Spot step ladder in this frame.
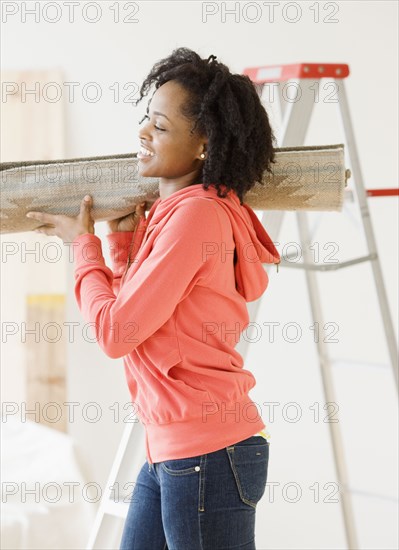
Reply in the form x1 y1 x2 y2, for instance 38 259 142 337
240 62 399 550
86 62 399 550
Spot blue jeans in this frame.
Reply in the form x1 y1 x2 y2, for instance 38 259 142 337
119 435 270 550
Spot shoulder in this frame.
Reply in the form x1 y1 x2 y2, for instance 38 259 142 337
151 197 223 246
169 197 223 229
179 196 232 235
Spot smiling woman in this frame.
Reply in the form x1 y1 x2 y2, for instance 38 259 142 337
69 46 280 550
100 47 278 550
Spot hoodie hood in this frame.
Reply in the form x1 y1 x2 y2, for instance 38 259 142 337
144 183 281 302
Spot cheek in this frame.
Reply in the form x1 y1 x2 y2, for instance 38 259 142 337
178 142 200 163
165 148 194 167
158 136 200 167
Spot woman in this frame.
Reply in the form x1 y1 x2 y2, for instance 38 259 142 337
26 47 281 550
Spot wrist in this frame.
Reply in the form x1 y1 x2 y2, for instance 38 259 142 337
75 230 95 238
107 229 134 234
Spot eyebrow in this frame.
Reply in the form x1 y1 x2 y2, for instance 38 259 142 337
152 110 171 122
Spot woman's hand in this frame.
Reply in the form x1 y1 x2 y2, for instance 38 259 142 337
107 202 146 233
26 195 95 244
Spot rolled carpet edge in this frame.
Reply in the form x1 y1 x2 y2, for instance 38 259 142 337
1 143 348 234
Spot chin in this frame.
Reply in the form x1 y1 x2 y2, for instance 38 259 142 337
137 165 152 178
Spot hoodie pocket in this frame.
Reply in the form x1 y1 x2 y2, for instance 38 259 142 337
141 336 210 399
162 343 210 398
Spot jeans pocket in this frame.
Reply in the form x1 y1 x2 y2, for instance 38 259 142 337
226 438 269 508
160 454 204 476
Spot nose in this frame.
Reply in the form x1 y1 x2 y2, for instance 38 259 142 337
138 119 152 141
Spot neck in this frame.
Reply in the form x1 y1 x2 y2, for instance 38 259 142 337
158 171 203 201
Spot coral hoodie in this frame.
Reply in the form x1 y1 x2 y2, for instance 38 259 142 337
72 183 280 464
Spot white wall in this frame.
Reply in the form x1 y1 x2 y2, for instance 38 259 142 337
0 69 66 409
2 1 398 549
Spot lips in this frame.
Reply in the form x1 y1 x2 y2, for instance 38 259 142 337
137 145 155 159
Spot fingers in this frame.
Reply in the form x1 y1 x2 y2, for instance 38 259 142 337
27 195 92 222
26 196 94 241
80 195 92 215
26 211 54 223
26 212 57 236
34 225 55 236
80 195 95 236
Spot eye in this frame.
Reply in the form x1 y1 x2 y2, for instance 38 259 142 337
139 114 165 131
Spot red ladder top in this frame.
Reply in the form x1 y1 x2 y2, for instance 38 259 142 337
243 63 350 83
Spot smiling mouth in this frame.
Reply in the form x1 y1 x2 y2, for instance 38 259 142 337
137 146 155 159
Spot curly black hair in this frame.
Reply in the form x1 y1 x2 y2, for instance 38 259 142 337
134 47 276 205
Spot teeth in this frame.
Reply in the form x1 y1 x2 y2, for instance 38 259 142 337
140 147 154 157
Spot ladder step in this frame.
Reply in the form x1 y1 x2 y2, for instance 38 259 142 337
280 253 378 271
243 62 350 83
331 358 390 370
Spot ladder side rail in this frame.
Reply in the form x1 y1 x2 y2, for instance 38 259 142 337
86 421 136 549
262 75 359 549
296 209 359 549
336 81 399 392
238 79 317 359
279 78 318 146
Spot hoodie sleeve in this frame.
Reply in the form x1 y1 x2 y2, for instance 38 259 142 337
72 199 220 359
105 216 147 295
105 230 134 295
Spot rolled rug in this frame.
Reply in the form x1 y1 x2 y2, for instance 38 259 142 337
1 143 349 234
